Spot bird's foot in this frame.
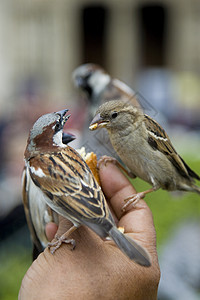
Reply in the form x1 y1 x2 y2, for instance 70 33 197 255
98 155 117 168
122 192 145 212
122 187 157 211
48 234 76 254
98 155 135 178
48 225 78 254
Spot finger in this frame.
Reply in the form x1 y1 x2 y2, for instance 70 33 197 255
99 162 157 251
99 162 136 219
56 216 74 236
45 222 58 241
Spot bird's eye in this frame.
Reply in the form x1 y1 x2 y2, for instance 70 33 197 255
55 122 60 132
85 71 92 79
111 112 118 119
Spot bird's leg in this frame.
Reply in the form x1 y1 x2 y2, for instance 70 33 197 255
48 225 78 254
98 155 136 178
122 187 157 212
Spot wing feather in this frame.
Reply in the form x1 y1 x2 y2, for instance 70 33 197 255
22 167 44 256
28 148 110 222
144 115 196 180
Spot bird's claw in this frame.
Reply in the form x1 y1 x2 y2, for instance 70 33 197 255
98 155 117 168
48 237 76 254
122 192 145 212
98 156 135 178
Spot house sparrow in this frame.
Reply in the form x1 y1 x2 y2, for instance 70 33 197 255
73 63 142 158
89 100 200 210
23 108 151 266
72 63 140 116
22 132 75 260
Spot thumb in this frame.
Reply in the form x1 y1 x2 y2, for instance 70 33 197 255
99 162 157 256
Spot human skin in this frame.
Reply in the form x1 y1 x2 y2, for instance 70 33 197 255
19 163 160 300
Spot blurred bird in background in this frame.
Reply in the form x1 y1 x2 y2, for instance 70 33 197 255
72 63 141 117
72 63 143 158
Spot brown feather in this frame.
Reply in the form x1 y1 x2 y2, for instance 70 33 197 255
28 147 110 221
144 115 194 180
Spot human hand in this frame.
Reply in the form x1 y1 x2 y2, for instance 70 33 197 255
19 163 160 300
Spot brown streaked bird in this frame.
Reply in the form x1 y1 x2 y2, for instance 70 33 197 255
22 131 75 260
23 109 151 266
89 100 200 210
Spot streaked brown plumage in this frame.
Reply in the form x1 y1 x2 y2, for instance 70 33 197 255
89 100 200 209
22 132 75 260
23 109 151 266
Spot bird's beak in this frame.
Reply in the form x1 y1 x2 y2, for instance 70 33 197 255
56 109 71 125
89 113 109 131
56 109 69 118
62 132 76 145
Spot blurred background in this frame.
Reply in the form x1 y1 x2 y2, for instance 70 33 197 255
0 1 200 299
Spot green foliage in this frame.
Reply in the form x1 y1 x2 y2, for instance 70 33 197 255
131 158 200 247
0 248 31 300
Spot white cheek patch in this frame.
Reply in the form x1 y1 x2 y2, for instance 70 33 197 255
30 166 46 177
53 131 66 148
89 73 110 95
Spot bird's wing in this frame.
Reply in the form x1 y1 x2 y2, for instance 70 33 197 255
144 115 199 180
111 79 135 99
104 79 140 107
28 146 111 222
22 167 44 258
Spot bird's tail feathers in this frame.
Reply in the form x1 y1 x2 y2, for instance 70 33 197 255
108 226 151 267
192 184 200 195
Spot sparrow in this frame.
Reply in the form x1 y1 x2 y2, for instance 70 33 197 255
23 108 151 266
89 100 200 210
22 131 75 260
72 63 142 158
72 63 140 117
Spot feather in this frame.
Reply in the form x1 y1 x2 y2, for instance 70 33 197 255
144 115 193 180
